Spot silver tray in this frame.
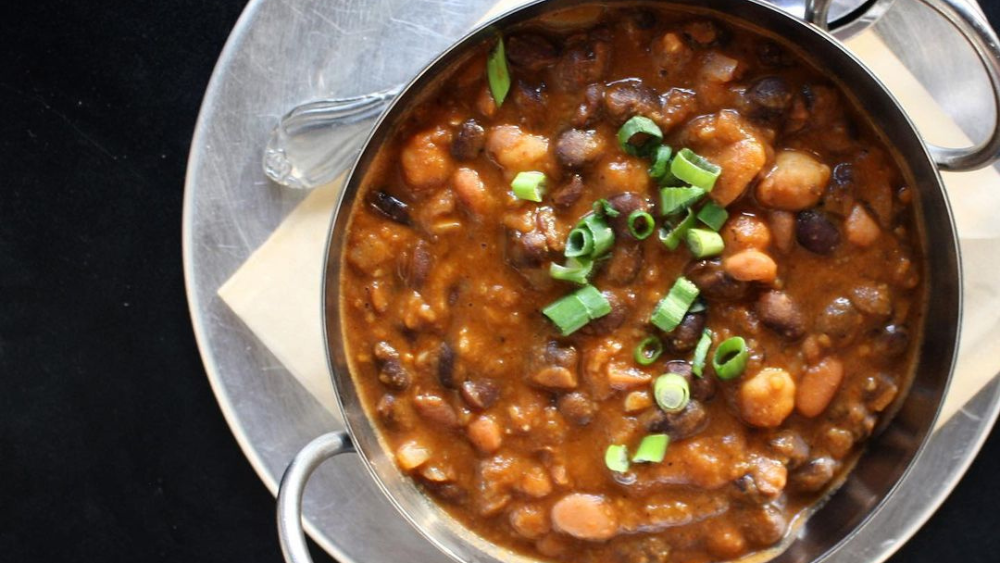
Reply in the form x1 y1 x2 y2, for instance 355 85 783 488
183 1 1000 562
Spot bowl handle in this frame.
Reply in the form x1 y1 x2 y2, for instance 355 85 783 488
277 431 355 563
806 0 1000 171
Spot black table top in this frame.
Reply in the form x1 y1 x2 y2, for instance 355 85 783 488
3 1 999 561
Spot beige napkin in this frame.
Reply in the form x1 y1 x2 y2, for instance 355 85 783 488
218 23 1000 428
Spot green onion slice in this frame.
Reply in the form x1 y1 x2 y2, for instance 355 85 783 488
627 210 656 240
648 145 673 181
691 328 714 377
549 257 593 285
582 214 615 258
659 208 698 251
653 373 691 413
713 336 749 380
650 276 700 332
541 293 590 336
632 434 670 463
697 201 729 231
575 284 612 319
686 228 725 258
565 226 594 258
671 148 722 191
486 36 511 107
688 298 707 314
511 171 547 202
634 336 664 366
605 444 630 473
593 199 621 218
617 116 663 156
660 187 706 216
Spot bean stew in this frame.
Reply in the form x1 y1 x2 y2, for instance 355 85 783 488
339 5 924 563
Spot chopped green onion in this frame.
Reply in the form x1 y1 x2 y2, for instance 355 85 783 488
713 336 749 380
632 434 670 463
575 284 611 319
605 444 630 473
627 210 656 240
593 199 621 218
543 285 612 335
659 208 698 251
511 171 547 202
549 257 593 285
648 145 673 181
686 228 725 258
582 214 615 258
542 293 590 336
688 298 707 314
659 187 706 216
634 336 664 366
697 201 729 231
691 328 714 377
486 36 511 107
565 226 594 258
617 116 663 156
653 373 690 413
650 276 700 332
671 148 722 191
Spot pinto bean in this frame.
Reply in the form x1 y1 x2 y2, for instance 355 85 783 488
551 494 619 541
413 394 461 429
603 80 659 124
507 34 560 71
467 415 503 454
756 290 805 340
374 341 411 390
401 239 432 288
451 119 486 161
796 209 841 255
367 189 411 226
723 214 772 251
555 129 605 168
723 249 778 284
461 379 500 411
684 258 749 301
796 357 845 418
665 312 706 352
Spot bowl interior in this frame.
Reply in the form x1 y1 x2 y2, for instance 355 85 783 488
323 1 961 562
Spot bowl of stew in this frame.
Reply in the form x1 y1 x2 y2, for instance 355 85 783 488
277 1 1000 563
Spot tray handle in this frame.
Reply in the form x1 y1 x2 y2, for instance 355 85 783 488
277 431 355 563
806 0 1000 171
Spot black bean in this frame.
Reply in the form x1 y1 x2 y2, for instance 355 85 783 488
460 379 499 411
437 342 456 389
756 290 805 340
790 456 837 492
796 209 840 255
873 324 910 358
552 35 611 91
367 189 411 226
665 312 706 352
823 163 856 217
603 80 659 124
544 341 579 370
757 40 792 68
513 81 548 126
505 228 552 268
551 175 585 208
741 504 788 547
373 341 411 390
555 129 604 168
745 76 792 122
572 83 605 127
557 392 597 426
684 259 749 302
376 394 405 429
645 401 708 441
451 119 486 161
606 192 651 239
506 34 560 71
603 241 643 286
816 296 863 344
768 430 810 468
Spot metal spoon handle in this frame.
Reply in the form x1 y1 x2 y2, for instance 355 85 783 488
263 85 402 189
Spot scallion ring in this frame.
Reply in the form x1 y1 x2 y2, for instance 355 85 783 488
712 336 749 380
659 187 706 217
671 148 721 191
659 208 698 251
632 434 670 463
691 328 714 377
648 144 673 181
565 226 594 258
696 201 729 231
549 257 593 285
511 171 547 202
605 444 630 473
593 198 621 218
617 116 663 156
634 336 664 366
627 210 656 240
686 228 725 258
653 373 690 413
650 276 700 332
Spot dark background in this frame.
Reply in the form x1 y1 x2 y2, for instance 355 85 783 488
2 1 999 561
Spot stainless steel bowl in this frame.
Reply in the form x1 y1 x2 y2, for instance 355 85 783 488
277 1 1000 562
